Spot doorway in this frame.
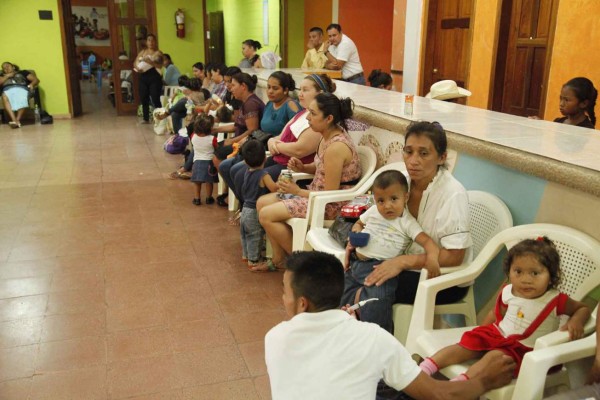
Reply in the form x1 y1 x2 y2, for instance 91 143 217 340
107 0 157 116
204 11 225 63
421 0 473 102
58 0 83 117
491 0 559 117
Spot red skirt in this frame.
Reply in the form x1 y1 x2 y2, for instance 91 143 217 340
459 325 532 376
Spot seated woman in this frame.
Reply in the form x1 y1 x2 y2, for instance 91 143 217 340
218 71 301 207
1 62 39 128
157 78 209 135
255 93 362 272
222 73 337 211
239 40 263 68
347 121 472 333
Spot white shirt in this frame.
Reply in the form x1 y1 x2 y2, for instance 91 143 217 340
405 168 472 261
497 285 566 348
265 310 422 400
329 34 364 79
191 134 214 161
358 207 423 260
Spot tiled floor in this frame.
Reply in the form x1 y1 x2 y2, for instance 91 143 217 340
0 84 283 399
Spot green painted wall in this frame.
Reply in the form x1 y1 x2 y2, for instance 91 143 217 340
156 0 205 77
0 0 69 116
206 0 223 13
222 0 280 67
286 0 305 67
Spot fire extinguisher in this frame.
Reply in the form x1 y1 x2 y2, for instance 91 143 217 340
175 9 185 38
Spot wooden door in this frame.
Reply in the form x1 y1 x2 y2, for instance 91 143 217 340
107 0 156 116
422 0 472 101
493 0 558 117
58 0 82 117
206 12 225 64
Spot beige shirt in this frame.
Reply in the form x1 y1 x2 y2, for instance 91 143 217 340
301 43 327 69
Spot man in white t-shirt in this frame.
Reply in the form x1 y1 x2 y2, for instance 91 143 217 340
323 23 366 85
265 251 515 400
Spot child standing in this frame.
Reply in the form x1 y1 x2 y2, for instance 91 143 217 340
340 170 441 332
190 114 218 205
419 237 591 379
239 140 279 270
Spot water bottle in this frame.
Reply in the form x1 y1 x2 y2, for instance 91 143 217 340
34 105 41 125
185 99 193 115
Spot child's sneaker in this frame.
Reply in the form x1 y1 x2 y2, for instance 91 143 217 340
192 198 201 206
205 197 215 205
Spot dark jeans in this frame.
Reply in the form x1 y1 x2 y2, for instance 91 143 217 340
138 68 162 121
168 98 188 135
395 270 468 304
341 255 397 333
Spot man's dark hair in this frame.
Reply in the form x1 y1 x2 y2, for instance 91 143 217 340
326 23 342 33
241 139 266 168
225 66 242 77
211 63 227 76
309 27 323 35
285 251 344 311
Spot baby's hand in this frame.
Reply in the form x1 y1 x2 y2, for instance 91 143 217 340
344 242 354 271
341 304 358 319
560 319 585 340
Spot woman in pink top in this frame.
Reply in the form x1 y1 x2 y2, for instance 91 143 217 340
255 93 362 272
262 73 337 180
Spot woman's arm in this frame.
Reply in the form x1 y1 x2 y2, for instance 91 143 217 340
229 115 259 144
273 128 320 159
414 232 441 278
364 248 466 287
26 72 40 88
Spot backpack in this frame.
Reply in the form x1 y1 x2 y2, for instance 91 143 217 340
163 134 189 154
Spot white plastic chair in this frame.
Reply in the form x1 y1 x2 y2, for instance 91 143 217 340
392 190 514 344
305 161 409 263
286 146 377 251
406 224 600 400
161 85 180 108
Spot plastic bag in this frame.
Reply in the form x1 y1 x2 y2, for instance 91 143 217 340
260 51 281 69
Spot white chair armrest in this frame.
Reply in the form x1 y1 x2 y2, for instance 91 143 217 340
513 334 597 400
291 172 314 182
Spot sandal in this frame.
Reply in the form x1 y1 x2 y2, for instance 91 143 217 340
178 171 191 180
249 259 281 273
228 210 241 226
9 122 19 129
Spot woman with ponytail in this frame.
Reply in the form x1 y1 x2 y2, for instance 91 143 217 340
239 39 263 68
255 93 362 272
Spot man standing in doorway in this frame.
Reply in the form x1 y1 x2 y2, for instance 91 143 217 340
323 23 365 85
301 27 328 69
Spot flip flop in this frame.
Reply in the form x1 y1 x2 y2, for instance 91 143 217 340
9 122 18 129
249 259 283 273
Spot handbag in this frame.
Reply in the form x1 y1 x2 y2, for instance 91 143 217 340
328 216 355 247
249 129 273 146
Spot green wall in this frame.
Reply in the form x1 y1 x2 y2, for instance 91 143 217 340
0 0 69 116
222 0 280 67
286 0 305 67
156 0 205 77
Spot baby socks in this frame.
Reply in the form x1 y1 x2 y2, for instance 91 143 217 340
419 357 439 375
419 358 469 381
